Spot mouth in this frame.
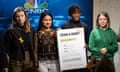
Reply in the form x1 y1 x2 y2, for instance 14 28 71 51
46 23 50 25
46 23 51 26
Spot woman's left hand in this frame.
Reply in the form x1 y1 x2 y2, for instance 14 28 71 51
3 68 8 72
100 48 107 54
84 43 87 48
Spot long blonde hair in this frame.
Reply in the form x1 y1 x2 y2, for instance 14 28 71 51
12 7 31 33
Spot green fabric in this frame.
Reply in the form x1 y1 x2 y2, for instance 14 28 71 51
89 27 118 60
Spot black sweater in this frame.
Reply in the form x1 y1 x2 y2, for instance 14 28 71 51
5 26 34 61
62 19 88 44
0 32 8 70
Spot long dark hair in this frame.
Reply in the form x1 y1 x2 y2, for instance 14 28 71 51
96 11 110 28
37 11 53 31
95 57 115 72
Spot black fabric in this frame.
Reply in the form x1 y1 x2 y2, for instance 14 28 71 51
0 32 8 70
62 19 89 72
4 26 34 61
37 28 58 60
16 26 31 51
62 19 88 44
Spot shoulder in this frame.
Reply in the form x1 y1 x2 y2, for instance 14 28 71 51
109 28 115 32
51 28 56 32
30 27 35 32
80 21 87 27
51 29 56 36
6 28 14 34
38 29 45 34
62 21 71 29
90 28 99 34
37 29 46 37
108 28 116 35
4 28 15 39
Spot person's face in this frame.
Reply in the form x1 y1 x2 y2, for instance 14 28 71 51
98 14 108 28
71 11 80 21
15 11 26 26
42 15 52 28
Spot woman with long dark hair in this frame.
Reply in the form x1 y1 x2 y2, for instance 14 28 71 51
34 11 59 72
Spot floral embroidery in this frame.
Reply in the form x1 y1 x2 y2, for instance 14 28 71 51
37 28 57 60
40 30 46 34
50 31 54 36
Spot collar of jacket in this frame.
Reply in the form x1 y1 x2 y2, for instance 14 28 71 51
70 19 81 24
98 27 110 31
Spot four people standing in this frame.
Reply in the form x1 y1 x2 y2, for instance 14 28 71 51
0 4 119 72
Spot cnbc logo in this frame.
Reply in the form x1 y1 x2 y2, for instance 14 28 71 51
24 0 48 14
24 0 48 9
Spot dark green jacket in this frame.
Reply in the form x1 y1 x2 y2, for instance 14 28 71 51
89 27 118 60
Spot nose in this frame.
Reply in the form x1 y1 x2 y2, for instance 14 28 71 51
47 20 51 23
101 20 105 23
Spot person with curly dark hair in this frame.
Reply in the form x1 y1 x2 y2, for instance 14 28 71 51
34 11 59 72
62 4 89 72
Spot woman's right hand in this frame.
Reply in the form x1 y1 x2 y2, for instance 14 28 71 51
36 67 40 72
3 68 8 72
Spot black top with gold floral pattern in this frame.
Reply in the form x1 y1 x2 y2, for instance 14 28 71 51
35 28 58 60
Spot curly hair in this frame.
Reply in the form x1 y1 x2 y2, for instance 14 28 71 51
68 4 81 16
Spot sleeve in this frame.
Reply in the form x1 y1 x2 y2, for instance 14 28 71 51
106 31 118 54
83 23 88 44
61 22 70 29
88 31 101 54
3 29 14 68
4 30 11 55
54 31 58 50
33 32 39 67
0 32 8 68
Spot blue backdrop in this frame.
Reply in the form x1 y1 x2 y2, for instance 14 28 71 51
0 0 93 33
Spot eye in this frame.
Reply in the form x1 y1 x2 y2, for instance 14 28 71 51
99 18 102 21
21 15 24 17
48 19 52 21
15 16 20 19
43 19 48 21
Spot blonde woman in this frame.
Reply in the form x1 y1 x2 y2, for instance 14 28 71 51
5 7 34 72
